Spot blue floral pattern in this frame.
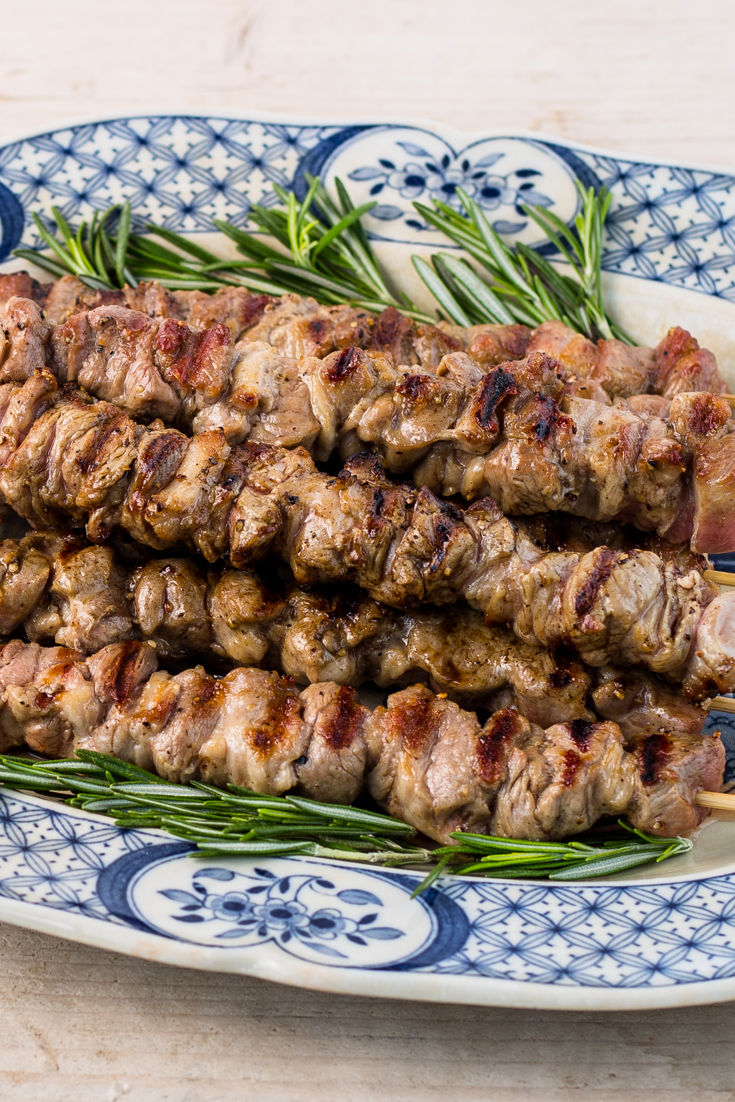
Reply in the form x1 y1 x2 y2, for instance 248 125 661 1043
1 116 735 301
160 865 402 958
2 115 735 1006
347 141 553 232
1 783 735 997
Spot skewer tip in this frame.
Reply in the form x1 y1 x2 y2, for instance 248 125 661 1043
696 790 735 812
704 569 735 589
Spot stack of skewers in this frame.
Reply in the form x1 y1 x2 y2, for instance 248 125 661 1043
0 268 733 863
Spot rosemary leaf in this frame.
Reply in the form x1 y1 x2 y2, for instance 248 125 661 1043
412 183 630 342
432 253 518 325
411 255 472 325
0 754 690 893
114 203 132 286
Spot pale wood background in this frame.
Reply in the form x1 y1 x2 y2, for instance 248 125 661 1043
1 0 735 1098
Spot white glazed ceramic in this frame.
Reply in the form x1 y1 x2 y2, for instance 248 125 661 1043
1 115 735 1009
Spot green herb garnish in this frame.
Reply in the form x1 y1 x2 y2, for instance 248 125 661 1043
16 177 431 318
14 204 136 292
412 183 630 341
14 176 627 341
0 752 690 893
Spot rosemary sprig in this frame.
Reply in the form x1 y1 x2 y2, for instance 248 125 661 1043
206 175 428 317
14 204 137 290
412 183 631 342
15 178 431 318
14 177 625 341
0 752 690 892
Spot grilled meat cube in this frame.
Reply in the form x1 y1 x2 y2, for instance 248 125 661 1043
2 271 724 397
51 307 234 423
0 374 732 688
527 320 724 399
366 686 515 840
0 537 51 634
24 539 134 653
486 716 636 841
631 730 726 836
1 533 595 725
591 668 708 739
0 639 723 842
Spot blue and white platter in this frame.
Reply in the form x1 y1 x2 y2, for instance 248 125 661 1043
1 114 735 1010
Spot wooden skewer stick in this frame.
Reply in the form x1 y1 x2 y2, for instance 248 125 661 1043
704 569 735 588
711 696 735 714
696 791 735 811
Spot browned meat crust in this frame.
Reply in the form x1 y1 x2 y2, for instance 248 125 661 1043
0 373 730 692
2 272 722 400
0 638 723 841
308 350 732 543
0 531 712 735
2 296 731 545
0 532 595 727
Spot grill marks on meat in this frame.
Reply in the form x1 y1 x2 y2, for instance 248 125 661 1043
401 374 717 537
0 533 595 727
0 293 526 448
1 293 731 543
1 283 726 453
3 533 712 737
0 639 724 841
0 374 731 693
2 272 724 397
0 294 321 447
300 350 734 543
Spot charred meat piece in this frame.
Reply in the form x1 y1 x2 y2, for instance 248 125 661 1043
5 297 731 545
0 639 724 842
0 374 731 689
2 271 724 398
0 532 594 727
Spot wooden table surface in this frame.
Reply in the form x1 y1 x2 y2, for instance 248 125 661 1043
2 1 735 1097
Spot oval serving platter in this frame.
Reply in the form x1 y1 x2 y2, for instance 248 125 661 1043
1 114 735 1010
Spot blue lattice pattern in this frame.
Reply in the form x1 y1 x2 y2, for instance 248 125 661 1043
1 790 735 990
1 117 735 304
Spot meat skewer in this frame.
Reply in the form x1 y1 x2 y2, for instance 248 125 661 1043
0 373 732 690
1 272 724 398
303 349 733 545
0 637 725 843
0 531 594 725
3 295 732 545
1 531 711 736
